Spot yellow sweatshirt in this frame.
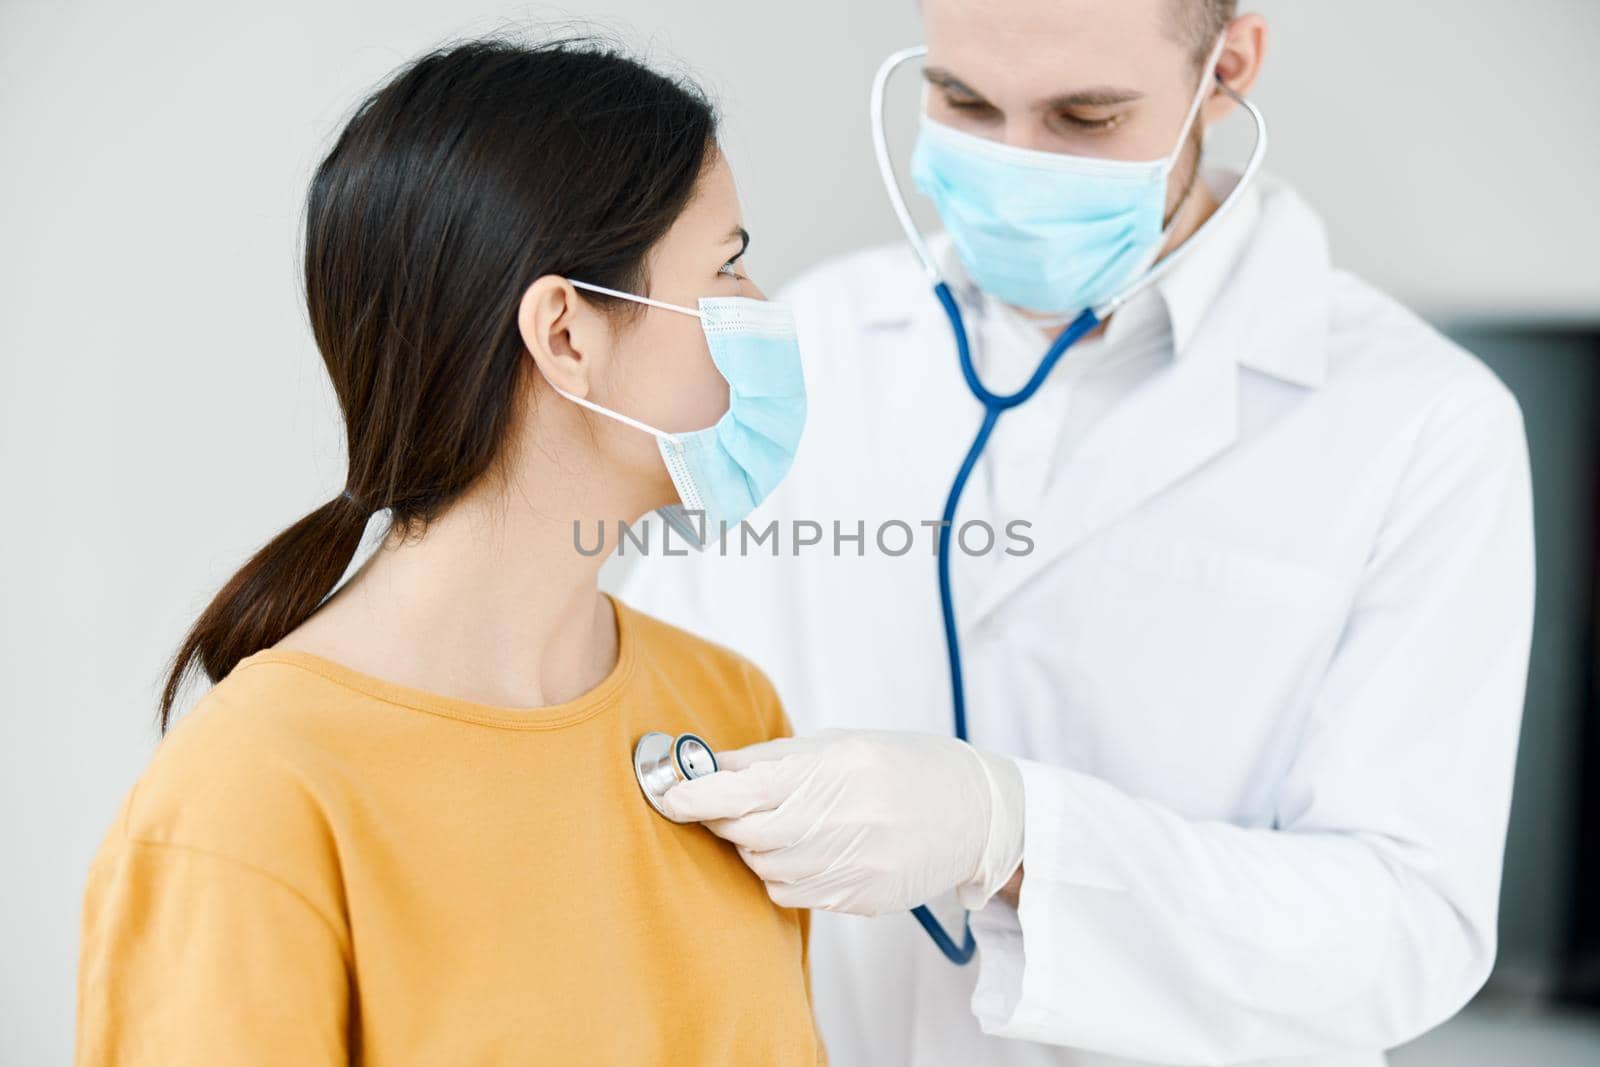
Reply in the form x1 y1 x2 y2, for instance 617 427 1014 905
77 594 825 1065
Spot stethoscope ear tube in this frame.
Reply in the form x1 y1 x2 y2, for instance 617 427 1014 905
869 45 941 282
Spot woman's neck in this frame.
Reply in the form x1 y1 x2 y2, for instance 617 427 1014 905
278 434 653 709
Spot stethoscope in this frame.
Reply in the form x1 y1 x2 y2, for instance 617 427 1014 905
867 45 1270 965
634 731 720 814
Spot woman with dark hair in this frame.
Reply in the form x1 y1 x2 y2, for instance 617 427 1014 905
75 35 821 1065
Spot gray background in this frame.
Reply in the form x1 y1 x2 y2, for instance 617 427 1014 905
3 1 1598 1063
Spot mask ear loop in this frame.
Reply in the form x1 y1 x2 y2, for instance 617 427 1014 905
533 279 704 438
1158 32 1232 178
542 378 670 439
1151 32 1232 229
1008 46 1228 334
1095 49 1270 317
1106 32 1235 298
568 279 703 319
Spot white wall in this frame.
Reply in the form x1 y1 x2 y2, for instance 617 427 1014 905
1236 1 1600 324
2 1 1595 1063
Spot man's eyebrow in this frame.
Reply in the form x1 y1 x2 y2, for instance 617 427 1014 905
1043 86 1145 109
923 67 985 100
924 66 1144 110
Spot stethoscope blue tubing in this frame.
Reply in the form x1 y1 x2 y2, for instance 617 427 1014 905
909 283 1102 965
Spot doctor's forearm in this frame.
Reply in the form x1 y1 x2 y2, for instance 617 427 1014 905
973 763 1504 1061
970 388 1533 1058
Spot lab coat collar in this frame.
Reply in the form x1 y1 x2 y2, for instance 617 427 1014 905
1158 166 1261 361
1209 172 1331 390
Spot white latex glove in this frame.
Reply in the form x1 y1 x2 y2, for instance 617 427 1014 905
659 728 1024 916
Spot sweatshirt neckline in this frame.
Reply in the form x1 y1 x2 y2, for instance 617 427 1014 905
232 592 639 731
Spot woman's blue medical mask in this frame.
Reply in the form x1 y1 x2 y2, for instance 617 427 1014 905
541 280 807 550
909 39 1226 316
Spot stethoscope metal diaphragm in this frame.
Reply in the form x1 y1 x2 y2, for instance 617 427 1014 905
633 731 718 817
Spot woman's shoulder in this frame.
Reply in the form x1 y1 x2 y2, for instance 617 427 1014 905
613 595 792 742
106 656 353 894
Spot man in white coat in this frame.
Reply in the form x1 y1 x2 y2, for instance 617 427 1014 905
614 1 1536 1064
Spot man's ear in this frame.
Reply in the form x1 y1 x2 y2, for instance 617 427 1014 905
1204 13 1268 125
519 275 603 398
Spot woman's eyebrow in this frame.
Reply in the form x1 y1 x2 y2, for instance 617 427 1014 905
726 226 750 256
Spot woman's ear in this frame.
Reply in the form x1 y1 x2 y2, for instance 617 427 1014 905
519 275 604 397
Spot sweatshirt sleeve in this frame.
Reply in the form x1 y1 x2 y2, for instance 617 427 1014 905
76 798 351 1066
967 378 1535 1062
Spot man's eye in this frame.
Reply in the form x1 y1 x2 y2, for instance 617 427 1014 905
1057 111 1122 131
946 97 995 114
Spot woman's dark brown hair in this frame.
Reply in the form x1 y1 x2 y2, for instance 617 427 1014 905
158 34 718 730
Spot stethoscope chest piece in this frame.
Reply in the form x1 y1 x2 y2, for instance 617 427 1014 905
633 731 718 817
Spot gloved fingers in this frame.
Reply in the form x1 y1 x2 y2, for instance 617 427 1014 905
714 736 809 771
742 823 861 889
763 862 881 915
740 843 823 887
720 777 844 851
709 753 838 851
765 880 813 911
704 803 812 852
658 758 792 823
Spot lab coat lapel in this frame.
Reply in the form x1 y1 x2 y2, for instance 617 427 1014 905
966 328 1241 627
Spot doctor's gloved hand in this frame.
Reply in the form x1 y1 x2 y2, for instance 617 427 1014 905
659 729 1024 917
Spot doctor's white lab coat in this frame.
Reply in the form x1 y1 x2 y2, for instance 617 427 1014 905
612 172 1536 1067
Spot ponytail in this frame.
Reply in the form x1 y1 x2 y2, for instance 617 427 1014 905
157 492 373 731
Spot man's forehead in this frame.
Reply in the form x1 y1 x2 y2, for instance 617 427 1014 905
920 0 1183 87
922 29 1191 107
921 0 1172 46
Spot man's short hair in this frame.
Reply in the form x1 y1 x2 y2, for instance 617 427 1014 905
1170 0 1237 66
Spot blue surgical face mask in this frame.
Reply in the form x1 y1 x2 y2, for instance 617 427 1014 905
908 38 1226 316
541 280 807 550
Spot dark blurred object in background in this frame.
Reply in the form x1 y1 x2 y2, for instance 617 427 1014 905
1441 324 1600 1005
